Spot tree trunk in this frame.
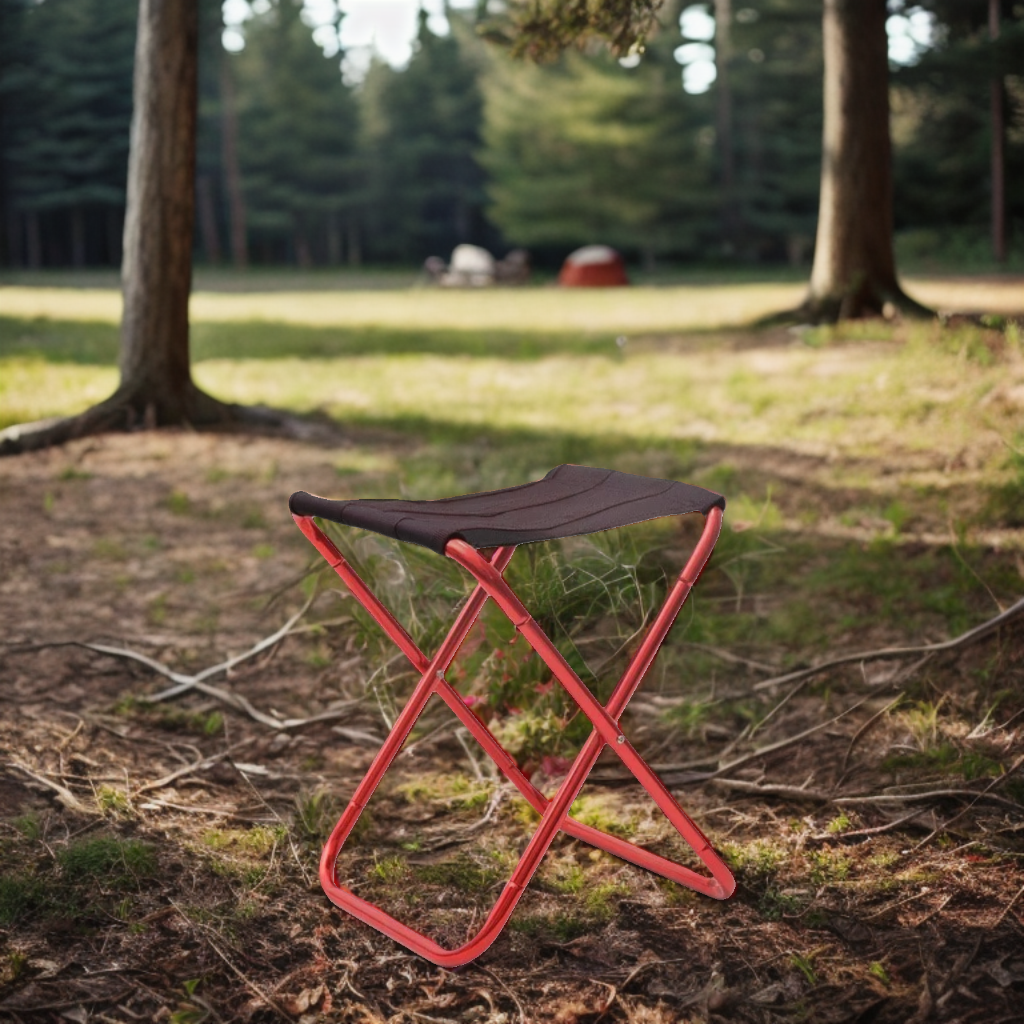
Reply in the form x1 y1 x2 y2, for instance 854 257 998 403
347 222 362 266
802 0 929 322
112 0 208 425
26 210 41 269
327 214 341 265
71 207 86 268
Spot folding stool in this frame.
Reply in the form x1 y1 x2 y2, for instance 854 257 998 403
290 464 735 967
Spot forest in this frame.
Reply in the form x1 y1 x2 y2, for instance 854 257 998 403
1 0 1022 273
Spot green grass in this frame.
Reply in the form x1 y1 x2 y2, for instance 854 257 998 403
3 282 1021 728
0 834 158 926
57 835 157 883
3 305 1021 488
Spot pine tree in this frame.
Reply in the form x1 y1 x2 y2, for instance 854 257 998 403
4 0 136 266
359 10 489 263
890 3 1024 261
727 0 823 263
233 0 358 266
480 15 715 261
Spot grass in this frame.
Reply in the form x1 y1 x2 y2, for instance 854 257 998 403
0 280 810 332
58 835 157 883
0 834 158 926
3 306 1022 498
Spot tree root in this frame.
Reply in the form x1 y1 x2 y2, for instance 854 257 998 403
794 284 934 325
758 280 936 328
0 382 342 457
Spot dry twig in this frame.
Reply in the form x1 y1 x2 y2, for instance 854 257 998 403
751 594 1024 692
49 597 365 731
9 762 93 814
169 901 293 1019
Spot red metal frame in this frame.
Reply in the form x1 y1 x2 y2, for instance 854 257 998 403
293 507 734 967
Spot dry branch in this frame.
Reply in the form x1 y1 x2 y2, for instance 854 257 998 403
909 751 1024 852
32 595 367 732
709 778 1022 812
9 762 94 814
751 594 1024 692
134 738 257 794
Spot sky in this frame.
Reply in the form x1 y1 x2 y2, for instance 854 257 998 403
222 0 479 83
221 1 937 94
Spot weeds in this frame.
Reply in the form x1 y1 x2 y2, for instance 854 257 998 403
0 834 158 925
807 849 852 885
826 813 852 835
869 961 891 986
371 856 409 885
567 794 635 838
293 790 343 845
58 835 157 885
790 952 818 986
0 875 46 926
12 813 41 841
985 432 1024 527
412 857 501 893
166 490 192 515
201 826 285 858
398 773 492 813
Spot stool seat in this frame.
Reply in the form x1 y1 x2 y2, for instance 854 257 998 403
289 464 724 555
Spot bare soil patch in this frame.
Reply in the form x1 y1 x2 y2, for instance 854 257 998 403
2 432 1023 1024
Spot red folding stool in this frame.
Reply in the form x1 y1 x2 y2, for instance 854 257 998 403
290 465 735 967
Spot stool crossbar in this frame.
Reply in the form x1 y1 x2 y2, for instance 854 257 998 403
290 465 735 967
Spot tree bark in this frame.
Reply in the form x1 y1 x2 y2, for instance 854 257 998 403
801 0 930 322
112 0 211 425
26 210 41 269
71 207 86 268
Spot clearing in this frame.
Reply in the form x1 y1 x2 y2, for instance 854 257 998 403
2 274 1024 1023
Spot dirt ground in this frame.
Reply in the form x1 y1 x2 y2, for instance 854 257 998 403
2 429 1023 1024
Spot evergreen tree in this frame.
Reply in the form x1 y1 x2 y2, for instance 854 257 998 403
360 10 489 263
481 11 716 261
234 0 358 265
726 0 823 263
3 0 136 267
891 3 1024 260
0 0 30 265
194 0 230 266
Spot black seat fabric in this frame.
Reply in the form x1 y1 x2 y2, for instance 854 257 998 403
289 465 724 555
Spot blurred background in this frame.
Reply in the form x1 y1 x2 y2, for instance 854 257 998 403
0 0 1021 279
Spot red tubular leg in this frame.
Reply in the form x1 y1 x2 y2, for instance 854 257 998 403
293 526 523 965
294 514 427 671
445 508 735 900
294 507 733 967
433 675 727 895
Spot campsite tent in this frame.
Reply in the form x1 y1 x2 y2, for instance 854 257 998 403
558 245 629 287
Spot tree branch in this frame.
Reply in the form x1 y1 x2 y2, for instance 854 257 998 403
751 594 1024 692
